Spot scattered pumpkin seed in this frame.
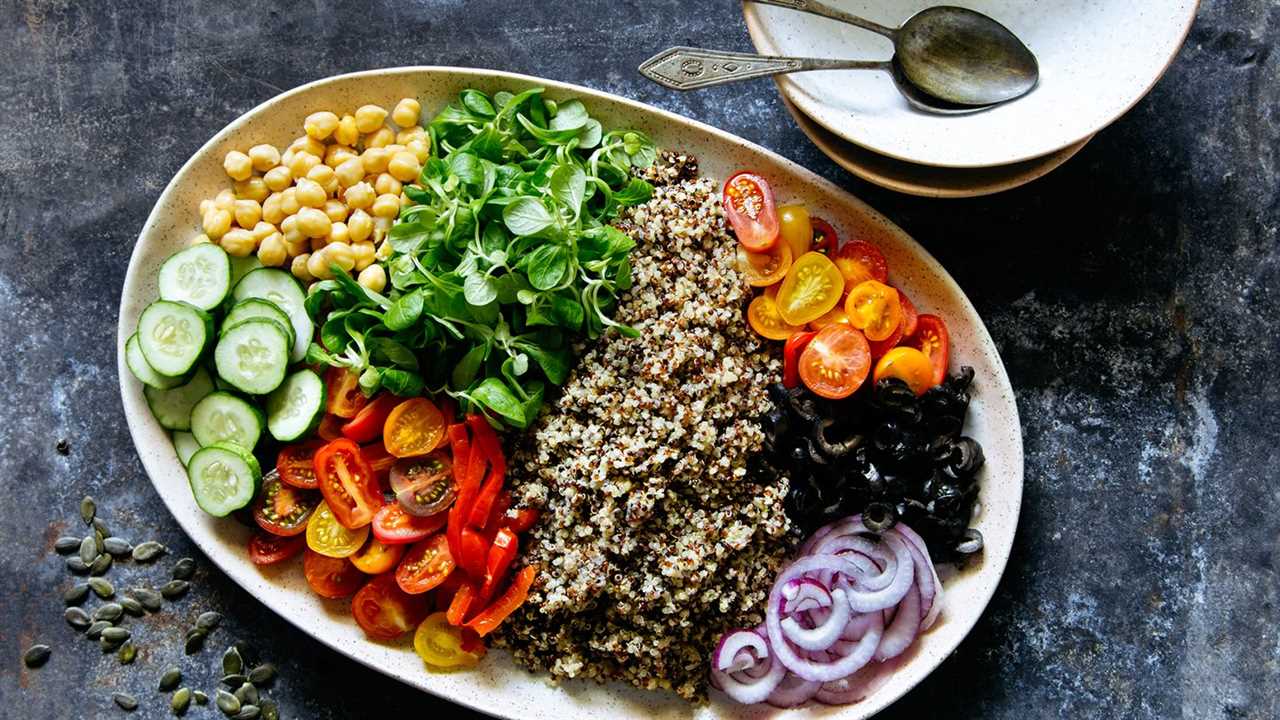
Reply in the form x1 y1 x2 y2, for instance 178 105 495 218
171 687 192 716
118 643 137 664
184 628 206 655
215 689 241 715
86 620 112 639
197 611 223 632
95 530 106 553
234 682 258 706
64 606 91 630
129 587 163 612
101 627 131 643
193 690 209 705
90 554 113 576
64 583 90 605
93 518 111 538
161 580 190 600
23 644 51 668
78 536 98 565
55 536 81 554
112 691 138 711
132 541 166 562
221 673 247 687
94 603 124 622
80 496 96 525
234 706 260 720
259 700 278 720
172 557 196 580
120 597 145 617
247 664 276 685
88 577 114 599
222 646 244 675
103 537 132 556
159 666 183 691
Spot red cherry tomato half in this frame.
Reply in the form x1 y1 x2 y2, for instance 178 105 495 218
341 393 402 444
810 217 839 254
325 367 368 419
722 172 780 252
396 533 456 595
314 438 384 529
782 330 818 389
372 503 448 545
302 549 364 598
252 470 319 537
905 314 950 386
798 324 872 400
248 531 305 566
351 573 431 641
277 440 324 489
833 240 889 289
389 454 456 517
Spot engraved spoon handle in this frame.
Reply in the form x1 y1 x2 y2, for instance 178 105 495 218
639 47 888 91
747 0 898 38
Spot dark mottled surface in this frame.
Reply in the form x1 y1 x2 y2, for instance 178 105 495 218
1 1 1277 718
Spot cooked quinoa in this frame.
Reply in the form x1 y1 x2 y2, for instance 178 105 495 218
495 152 793 701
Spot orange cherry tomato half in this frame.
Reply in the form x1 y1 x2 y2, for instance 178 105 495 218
905 314 950 386
873 346 935 395
809 305 851 331
352 573 431 641
722 171 780 252
810 217 839 254
833 240 889 288
277 439 324 489
302 549 364 599
747 294 803 341
798 324 871 400
350 537 406 575
315 438 384 529
736 241 792 288
775 252 845 326
325 367 368 419
248 531 304 566
867 290 918 358
844 280 902 342
777 204 813 260
396 533 456 595
383 398 445 458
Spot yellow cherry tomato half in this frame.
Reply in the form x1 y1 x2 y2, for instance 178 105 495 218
775 252 845 326
383 398 445 458
873 346 935 395
414 612 484 669
737 241 792 287
809 306 851 331
777 204 813 260
306 500 370 558
349 536 406 574
747 294 803 340
844 280 902 342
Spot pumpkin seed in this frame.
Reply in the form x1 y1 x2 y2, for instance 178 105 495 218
172 557 196 580
100 635 122 652
65 556 89 574
221 674 247 687
197 611 223 631
78 536 98 565
159 666 183 691
259 700 278 720
94 603 124 622
86 620 112 639
129 587 163 612
222 646 244 675
95 530 106 553
161 580 190 600
215 689 241 715
120 597 144 616
23 644 51 668
132 541 166 562
171 687 192 716
64 583 90 605
235 682 258 706
80 496 96 525
193 690 209 705
247 664 276 685
112 692 138 711
93 518 111 538
90 554 113 575
103 537 132 556
64 606 91 630
101 627 131 643
55 536 81 554
88 577 114 599
234 706 260 720
184 628 207 654
118 643 137 664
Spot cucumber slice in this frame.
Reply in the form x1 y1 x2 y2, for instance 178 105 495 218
232 268 312 363
137 300 213 378
143 367 215 431
190 391 266 450
223 298 295 348
214 319 290 395
186 442 262 517
265 369 326 442
229 255 264 288
157 244 231 311
172 431 200 466
125 333 186 389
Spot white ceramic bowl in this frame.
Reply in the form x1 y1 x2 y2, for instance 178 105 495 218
745 0 1199 168
117 67 1024 719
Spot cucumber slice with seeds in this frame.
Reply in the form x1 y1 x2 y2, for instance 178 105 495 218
190 391 265 450
265 370 326 442
137 300 213 378
157 244 231 311
223 298 295 349
126 333 186 389
232 269 312 363
144 367 215 431
214 319 290 395
172 431 200 466
187 442 261 517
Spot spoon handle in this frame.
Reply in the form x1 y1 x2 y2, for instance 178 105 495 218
746 0 897 38
639 47 887 91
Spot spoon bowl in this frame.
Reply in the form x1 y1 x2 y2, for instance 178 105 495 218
896 6 1039 106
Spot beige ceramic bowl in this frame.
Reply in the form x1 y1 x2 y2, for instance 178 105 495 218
117 67 1023 719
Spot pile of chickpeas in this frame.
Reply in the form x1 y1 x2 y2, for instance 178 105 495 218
193 98 430 293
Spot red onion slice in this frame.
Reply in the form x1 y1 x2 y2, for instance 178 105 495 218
873 584 921 661
813 655 904 705
894 524 944 629
768 565 885 683
764 672 822 708
710 637 786 704
836 533 914 613
712 628 767 673
781 588 851 651
781 577 832 614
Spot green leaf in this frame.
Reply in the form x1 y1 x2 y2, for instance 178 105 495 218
613 178 653 207
503 197 554 236
448 152 485 187
381 368 424 396
549 293 585 330
518 380 545 426
358 367 382 395
577 119 603 149
470 377 526 426
305 342 340 366
384 290 424 331
460 89 496 117
369 337 419 370
451 343 488 389
321 313 351 354
463 273 498 306
550 164 586 213
389 222 432 255
548 100 588 131
524 244 571 290
516 342 571 385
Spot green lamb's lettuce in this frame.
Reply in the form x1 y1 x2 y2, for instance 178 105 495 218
306 87 656 429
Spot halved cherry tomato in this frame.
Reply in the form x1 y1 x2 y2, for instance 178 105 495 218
305 500 370 558
798 324 871 400
844 280 902 342
467 565 537 637
396 533 456 594
873 346 935 395
776 251 845 326
317 413 344 441
372 503 447 545
253 469 319 537
810 217 839 254
905 315 950 386
502 508 541 534
384 398 445 458
809 306 851 330
350 537 405 575
747 294 802 341
325 367 368 419
723 172 780 252
352 573 431 641
361 441 397 485
783 330 817 389
341 393 402 444
737 242 792 288
778 204 813 260
277 440 324 489
414 611 484 668
867 290 918 358
248 531 304 566
315 438 383 529
390 454 456 517
899 291 919 338
303 548 364 599
833 240 888 288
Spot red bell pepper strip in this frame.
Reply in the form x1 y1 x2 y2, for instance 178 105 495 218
340 393 401 443
782 330 818 389
466 416 507 527
458 527 488 579
445 423 473 559
502 508 541 534
479 528 518 601
446 580 476 626
467 565 537 637
485 490 512 531
458 627 486 655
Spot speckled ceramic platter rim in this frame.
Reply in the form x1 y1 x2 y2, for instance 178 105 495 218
117 67 1023 720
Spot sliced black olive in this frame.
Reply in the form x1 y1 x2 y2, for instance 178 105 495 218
788 392 820 423
944 437 985 478
862 502 897 533
813 418 862 457
956 528 983 554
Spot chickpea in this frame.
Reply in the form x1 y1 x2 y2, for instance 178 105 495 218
203 208 232 240
279 187 301 216
365 127 394 149
287 151 321 180
307 250 334 280
257 232 288 267
233 199 262 229
215 189 236 210
347 209 373 243
344 182 375 210
396 125 426 145
352 241 376 271
400 192 412 207
323 199 348 223
290 135 326 158
223 151 253 181
325 241 356 272
291 253 314 283
198 199 214 216
251 221 277 241
406 139 430 164
335 157 365 188
374 172 402 196
309 235 329 253
373 216 393 244
384 144 406 156
360 147 390 174
284 234 310 257
296 207 332 238
335 114 359 146
357 263 387 293
391 98 421 128
294 178 327 208
354 104 388 133
261 192 285 225
304 111 340 141
248 144 281 172
371 193 401 219
328 220 350 246
386 152 421 183
324 144 357 168
219 228 256 257
190 233 212 246
263 165 293 192
307 164 339 196
376 239 393 260
234 177 270 203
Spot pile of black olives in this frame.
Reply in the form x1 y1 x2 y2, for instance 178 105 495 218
755 368 986 564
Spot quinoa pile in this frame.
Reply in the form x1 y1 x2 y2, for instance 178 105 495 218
495 153 793 701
